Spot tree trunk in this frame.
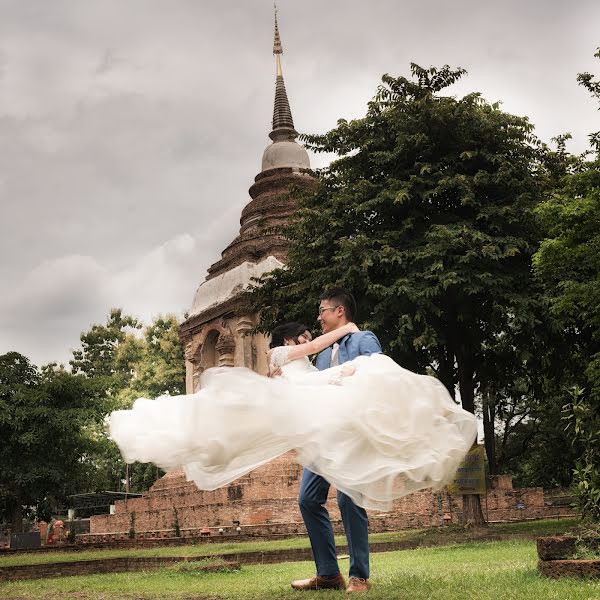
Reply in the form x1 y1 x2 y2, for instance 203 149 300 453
438 344 456 401
482 389 498 476
10 503 23 534
462 492 487 526
457 348 475 413
456 344 487 526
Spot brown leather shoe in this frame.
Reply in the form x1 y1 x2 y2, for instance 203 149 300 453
291 574 346 591
346 576 371 593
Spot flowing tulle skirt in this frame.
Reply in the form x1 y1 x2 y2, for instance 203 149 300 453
109 354 477 511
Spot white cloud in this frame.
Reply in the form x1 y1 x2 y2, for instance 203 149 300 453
0 225 234 366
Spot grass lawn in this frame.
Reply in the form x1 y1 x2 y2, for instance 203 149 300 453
0 518 579 568
2 538 600 599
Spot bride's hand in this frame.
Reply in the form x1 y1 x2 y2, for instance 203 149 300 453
346 322 359 334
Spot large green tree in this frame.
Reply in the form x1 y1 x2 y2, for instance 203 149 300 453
533 49 600 519
250 64 551 524
0 353 108 532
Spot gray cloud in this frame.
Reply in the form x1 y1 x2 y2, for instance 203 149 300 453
0 0 598 366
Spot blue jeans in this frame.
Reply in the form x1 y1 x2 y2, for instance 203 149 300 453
298 468 369 579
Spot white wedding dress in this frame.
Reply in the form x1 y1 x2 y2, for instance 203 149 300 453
109 347 477 511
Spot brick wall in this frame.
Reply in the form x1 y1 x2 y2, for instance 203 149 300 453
86 459 575 543
0 557 239 582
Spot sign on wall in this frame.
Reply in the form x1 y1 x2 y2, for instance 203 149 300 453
447 444 486 495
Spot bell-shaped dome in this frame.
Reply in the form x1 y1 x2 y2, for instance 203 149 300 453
262 140 310 171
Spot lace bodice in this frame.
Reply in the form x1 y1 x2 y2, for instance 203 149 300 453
269 346 349 385
269 346 314 375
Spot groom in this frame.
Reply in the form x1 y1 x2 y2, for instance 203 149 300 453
291 287 382 594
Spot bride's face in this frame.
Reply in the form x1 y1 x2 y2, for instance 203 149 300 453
298 330 313 344
285 330 312 345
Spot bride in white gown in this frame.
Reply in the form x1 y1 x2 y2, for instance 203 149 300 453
109 322 477 511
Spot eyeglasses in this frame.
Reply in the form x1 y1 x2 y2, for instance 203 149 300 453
318 305 340 316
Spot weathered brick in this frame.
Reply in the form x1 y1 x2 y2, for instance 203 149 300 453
87 453 576 542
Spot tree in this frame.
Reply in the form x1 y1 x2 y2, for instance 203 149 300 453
476 302 579 485
70 312 185 494
563 386 600 521
70 308 142 389
115 315 186 404
108 315 185 493
250 64 550 524
533 49 600 519
533 49 600 399
0 353 108 532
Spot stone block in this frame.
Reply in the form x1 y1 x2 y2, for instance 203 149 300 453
539 559 600 578
537 536 577 560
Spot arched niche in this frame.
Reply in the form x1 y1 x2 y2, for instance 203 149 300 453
200 329 221 371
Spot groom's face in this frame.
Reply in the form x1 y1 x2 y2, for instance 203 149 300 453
318 301 345 333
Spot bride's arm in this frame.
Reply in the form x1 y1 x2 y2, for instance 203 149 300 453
286 323 358 361
290 363 356 386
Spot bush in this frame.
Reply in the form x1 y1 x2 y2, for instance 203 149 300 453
563 386 600 521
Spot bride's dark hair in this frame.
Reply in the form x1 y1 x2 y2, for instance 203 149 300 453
270 322 309 349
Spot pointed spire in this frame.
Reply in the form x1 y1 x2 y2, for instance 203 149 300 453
273 3 283 56
270 3 297 141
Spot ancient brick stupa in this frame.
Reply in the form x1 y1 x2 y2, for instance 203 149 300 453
179 11 316 389
88 10 319 538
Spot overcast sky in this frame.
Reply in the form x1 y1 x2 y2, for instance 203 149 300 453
0 0 598 367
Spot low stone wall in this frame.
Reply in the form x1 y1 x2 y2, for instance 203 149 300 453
81 520 317 545
0 557 240 582
82 509 576 545
1 531 542 581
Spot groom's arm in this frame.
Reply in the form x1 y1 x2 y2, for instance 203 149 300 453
358 331 382 356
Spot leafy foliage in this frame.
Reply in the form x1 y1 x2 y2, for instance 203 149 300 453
563 387 600 521
533 49 600 519
533 157 600 401
0 353 109 530
249 63 558 522
70 308 142 384
251 62 547 415
71 312 185 494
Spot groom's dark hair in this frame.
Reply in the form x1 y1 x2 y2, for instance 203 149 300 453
320 287 357 322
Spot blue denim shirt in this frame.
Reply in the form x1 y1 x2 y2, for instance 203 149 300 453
315 330 382 371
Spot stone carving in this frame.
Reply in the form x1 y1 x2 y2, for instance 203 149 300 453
216 331 236 367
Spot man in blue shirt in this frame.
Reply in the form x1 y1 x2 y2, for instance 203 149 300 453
291 288 382 594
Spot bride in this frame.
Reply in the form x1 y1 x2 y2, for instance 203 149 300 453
109 321 477 511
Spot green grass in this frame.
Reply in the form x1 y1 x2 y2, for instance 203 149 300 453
167 557 237 573
2 538 599 599
0 518 579 568
488 518 579 536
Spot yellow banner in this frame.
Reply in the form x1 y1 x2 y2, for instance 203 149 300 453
447 445 486 495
